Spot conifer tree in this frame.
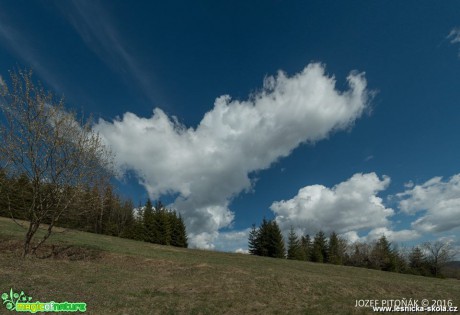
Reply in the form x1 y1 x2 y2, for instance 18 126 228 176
267 220 286 258
370 235 396 271
248 219 285 258
111 199 135 237
287 226 304 260
311 231 328 263
348 242 372 268
300 234 312 261
125 215 145 241
408 246 427 275
248 224 260 255
154 201 171 245
170 212 188 248
257 218 270 257
179 214 188 248
143 199 156 243
392 246 407 273
328 231 344 265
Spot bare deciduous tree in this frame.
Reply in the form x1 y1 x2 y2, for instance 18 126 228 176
423 240 457 277
0 69 114 257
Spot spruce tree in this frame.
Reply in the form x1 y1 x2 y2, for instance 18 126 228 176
132 217 146 241
300 234 312 261
392 246 407 273
409 246 427 275
170 212 188 248
328 231 343 265
143 198 156 243
287 226 304 260
248 224 260 255
257 218 270 257
117 200 135 238
348 242 371 268
154 201 171 245
249 219 285 258
370 235 396 271
177 214 188 248
268 220 285 258
311 231 328 263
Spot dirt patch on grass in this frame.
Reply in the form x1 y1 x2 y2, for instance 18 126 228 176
0 237 20 252
38 244 103 261
0 238 103 261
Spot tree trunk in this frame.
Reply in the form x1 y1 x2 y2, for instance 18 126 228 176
23 221 40 257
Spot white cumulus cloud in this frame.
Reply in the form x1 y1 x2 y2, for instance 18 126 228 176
340 228 420 244
270 173 394 236
364 227 420 243
235 248 249 254
214 229 251 253
397 174 460 233
94 63 370 248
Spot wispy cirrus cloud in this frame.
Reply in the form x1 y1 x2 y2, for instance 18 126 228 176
447 28 460 44
0 10 63 93
58 1 158 104
447 28 460 56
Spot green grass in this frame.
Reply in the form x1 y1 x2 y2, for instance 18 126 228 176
0 217 459 314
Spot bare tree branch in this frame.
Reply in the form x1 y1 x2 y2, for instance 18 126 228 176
0 68 114 257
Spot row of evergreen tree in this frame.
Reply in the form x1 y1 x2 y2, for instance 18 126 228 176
124 199 188 248
248 219 454 278
0 170 188 248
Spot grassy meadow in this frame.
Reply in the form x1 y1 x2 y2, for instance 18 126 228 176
0 216 459 314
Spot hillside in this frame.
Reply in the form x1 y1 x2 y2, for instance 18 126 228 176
0 217 459 314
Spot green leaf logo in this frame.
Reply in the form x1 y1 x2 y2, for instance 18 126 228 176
1 289 33 312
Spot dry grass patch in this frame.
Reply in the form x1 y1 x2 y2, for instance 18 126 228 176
1 217 459 314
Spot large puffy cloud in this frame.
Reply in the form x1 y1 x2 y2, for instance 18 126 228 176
397 174 460 233
94 63 370 248
271 173 394 236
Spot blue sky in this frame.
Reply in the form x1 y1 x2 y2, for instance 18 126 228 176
1 1 460 252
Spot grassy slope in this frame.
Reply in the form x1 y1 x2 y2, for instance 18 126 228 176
0 217 459 315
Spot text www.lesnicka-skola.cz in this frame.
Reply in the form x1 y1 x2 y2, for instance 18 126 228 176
355 299 458 313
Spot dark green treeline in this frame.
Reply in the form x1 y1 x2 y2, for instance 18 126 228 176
0 170 187 248
249 219 455 279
